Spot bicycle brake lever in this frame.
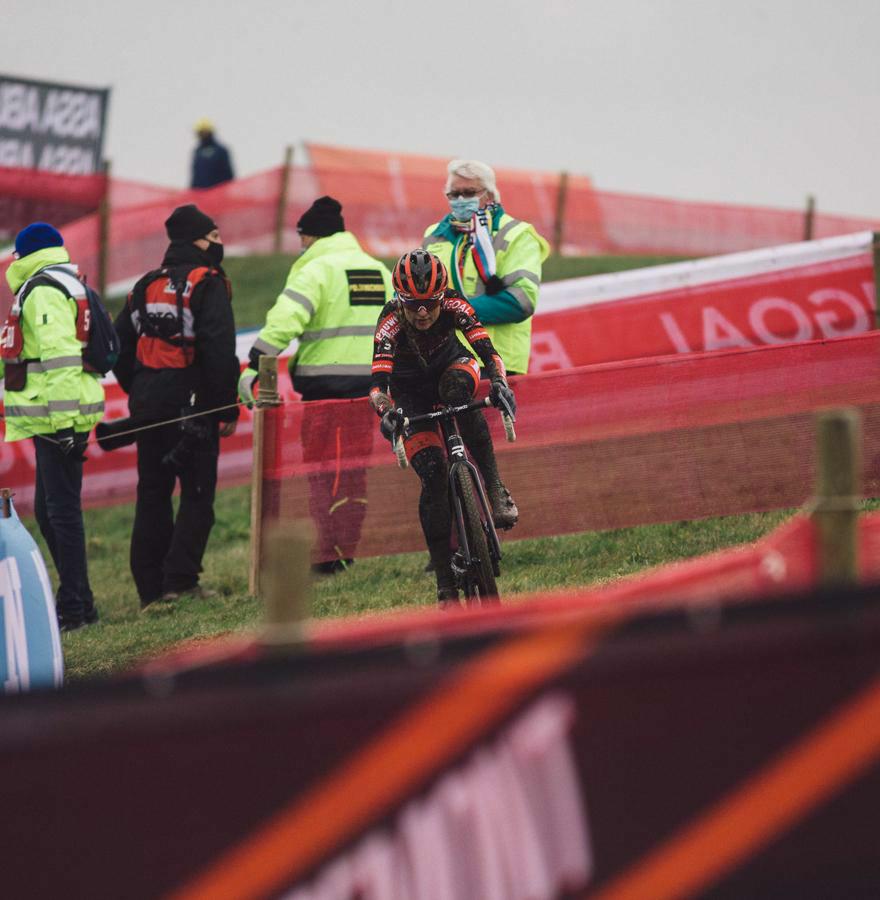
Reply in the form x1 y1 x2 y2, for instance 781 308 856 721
497 393 516 423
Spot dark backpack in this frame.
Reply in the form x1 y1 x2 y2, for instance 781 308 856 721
21 269 120 375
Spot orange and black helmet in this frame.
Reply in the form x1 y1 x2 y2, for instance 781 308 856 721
392 249 448 307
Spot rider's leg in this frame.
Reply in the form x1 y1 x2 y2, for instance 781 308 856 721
407 434 458 601
438 359 519 529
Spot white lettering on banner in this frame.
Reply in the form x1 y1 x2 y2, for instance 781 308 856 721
529 331 574 373
0 84 101 138
1 557 29 693
281 694 592 900
659 312 692 354
0 83 40 131
749 298 813 345
659 285 875 355
703 307 752 351
0 137 35 168
810 289 870 337
39 90 101 139
37 143 96 175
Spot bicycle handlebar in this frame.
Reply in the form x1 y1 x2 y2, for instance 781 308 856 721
391 397 516 469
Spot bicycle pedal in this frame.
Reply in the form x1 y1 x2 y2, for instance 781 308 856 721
451 552 467 577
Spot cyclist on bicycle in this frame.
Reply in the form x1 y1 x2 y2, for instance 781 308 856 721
370 249 518 606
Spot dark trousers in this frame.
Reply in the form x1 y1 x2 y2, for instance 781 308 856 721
33 435 94 619
131 422 219 604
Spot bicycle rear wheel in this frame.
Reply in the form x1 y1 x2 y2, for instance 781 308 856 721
454 467 499 605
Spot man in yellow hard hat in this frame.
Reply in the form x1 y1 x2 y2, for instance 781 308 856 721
191 119 234 189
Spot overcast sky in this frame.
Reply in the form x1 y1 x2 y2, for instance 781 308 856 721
6 0 879 218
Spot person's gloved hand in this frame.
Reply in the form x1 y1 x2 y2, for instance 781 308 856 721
55 427 88 461
238 368 258 408
490 379 517 418
380 409 403 442
484 274 505 296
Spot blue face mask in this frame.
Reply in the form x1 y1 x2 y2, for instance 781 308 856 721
449 196 482 222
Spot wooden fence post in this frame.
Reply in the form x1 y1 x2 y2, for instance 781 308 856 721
273 145 294 255
260 521 314 649
803 194 815 242
97 159 111 296
812 408 861 587
248 355 282 597
552 170 569 256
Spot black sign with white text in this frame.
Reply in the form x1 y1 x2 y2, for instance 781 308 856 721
0 74 109 174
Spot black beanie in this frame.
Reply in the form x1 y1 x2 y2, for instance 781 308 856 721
165 204 217 242
297 196 344 237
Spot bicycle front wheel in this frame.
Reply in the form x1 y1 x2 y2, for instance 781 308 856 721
454 467 499 605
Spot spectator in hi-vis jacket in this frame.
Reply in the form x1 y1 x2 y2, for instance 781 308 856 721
239 196 393 573
422 159 549 375
1 222 104 631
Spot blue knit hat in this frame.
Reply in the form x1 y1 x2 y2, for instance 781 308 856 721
14 222 64 258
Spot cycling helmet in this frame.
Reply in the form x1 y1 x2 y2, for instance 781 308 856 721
393 249 448 305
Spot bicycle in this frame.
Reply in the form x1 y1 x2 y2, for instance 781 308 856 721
390 396 516 605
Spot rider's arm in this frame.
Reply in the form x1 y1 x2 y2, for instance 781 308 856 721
451 298 508 383
369 303 400 415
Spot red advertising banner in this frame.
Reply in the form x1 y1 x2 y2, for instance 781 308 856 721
530 250 876 371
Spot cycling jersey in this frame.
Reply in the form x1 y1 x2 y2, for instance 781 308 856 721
370 291 506 404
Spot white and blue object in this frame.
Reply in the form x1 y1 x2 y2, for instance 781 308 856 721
0 496 63 693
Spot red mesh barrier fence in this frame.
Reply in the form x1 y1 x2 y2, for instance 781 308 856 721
3 144 878 316
257 332 880 564
0 166 107 241
306 143 880 257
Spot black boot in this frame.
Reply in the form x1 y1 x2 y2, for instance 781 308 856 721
428 540 460 608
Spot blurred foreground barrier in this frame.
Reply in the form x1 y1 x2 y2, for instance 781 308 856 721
3 573 880 897
0 489 63 693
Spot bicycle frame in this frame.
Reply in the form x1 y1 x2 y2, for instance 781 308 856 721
438 411 503 576
394 397 511 591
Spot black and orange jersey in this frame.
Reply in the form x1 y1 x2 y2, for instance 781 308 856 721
370 291 506 398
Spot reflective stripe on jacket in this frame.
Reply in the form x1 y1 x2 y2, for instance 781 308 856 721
423 208 549 374
2 246 104 442
249 231 392 399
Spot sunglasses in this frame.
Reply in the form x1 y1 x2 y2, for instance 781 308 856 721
398 292 443 311
445 188 485 200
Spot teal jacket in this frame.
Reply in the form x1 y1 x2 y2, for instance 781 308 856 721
423 205 549 374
